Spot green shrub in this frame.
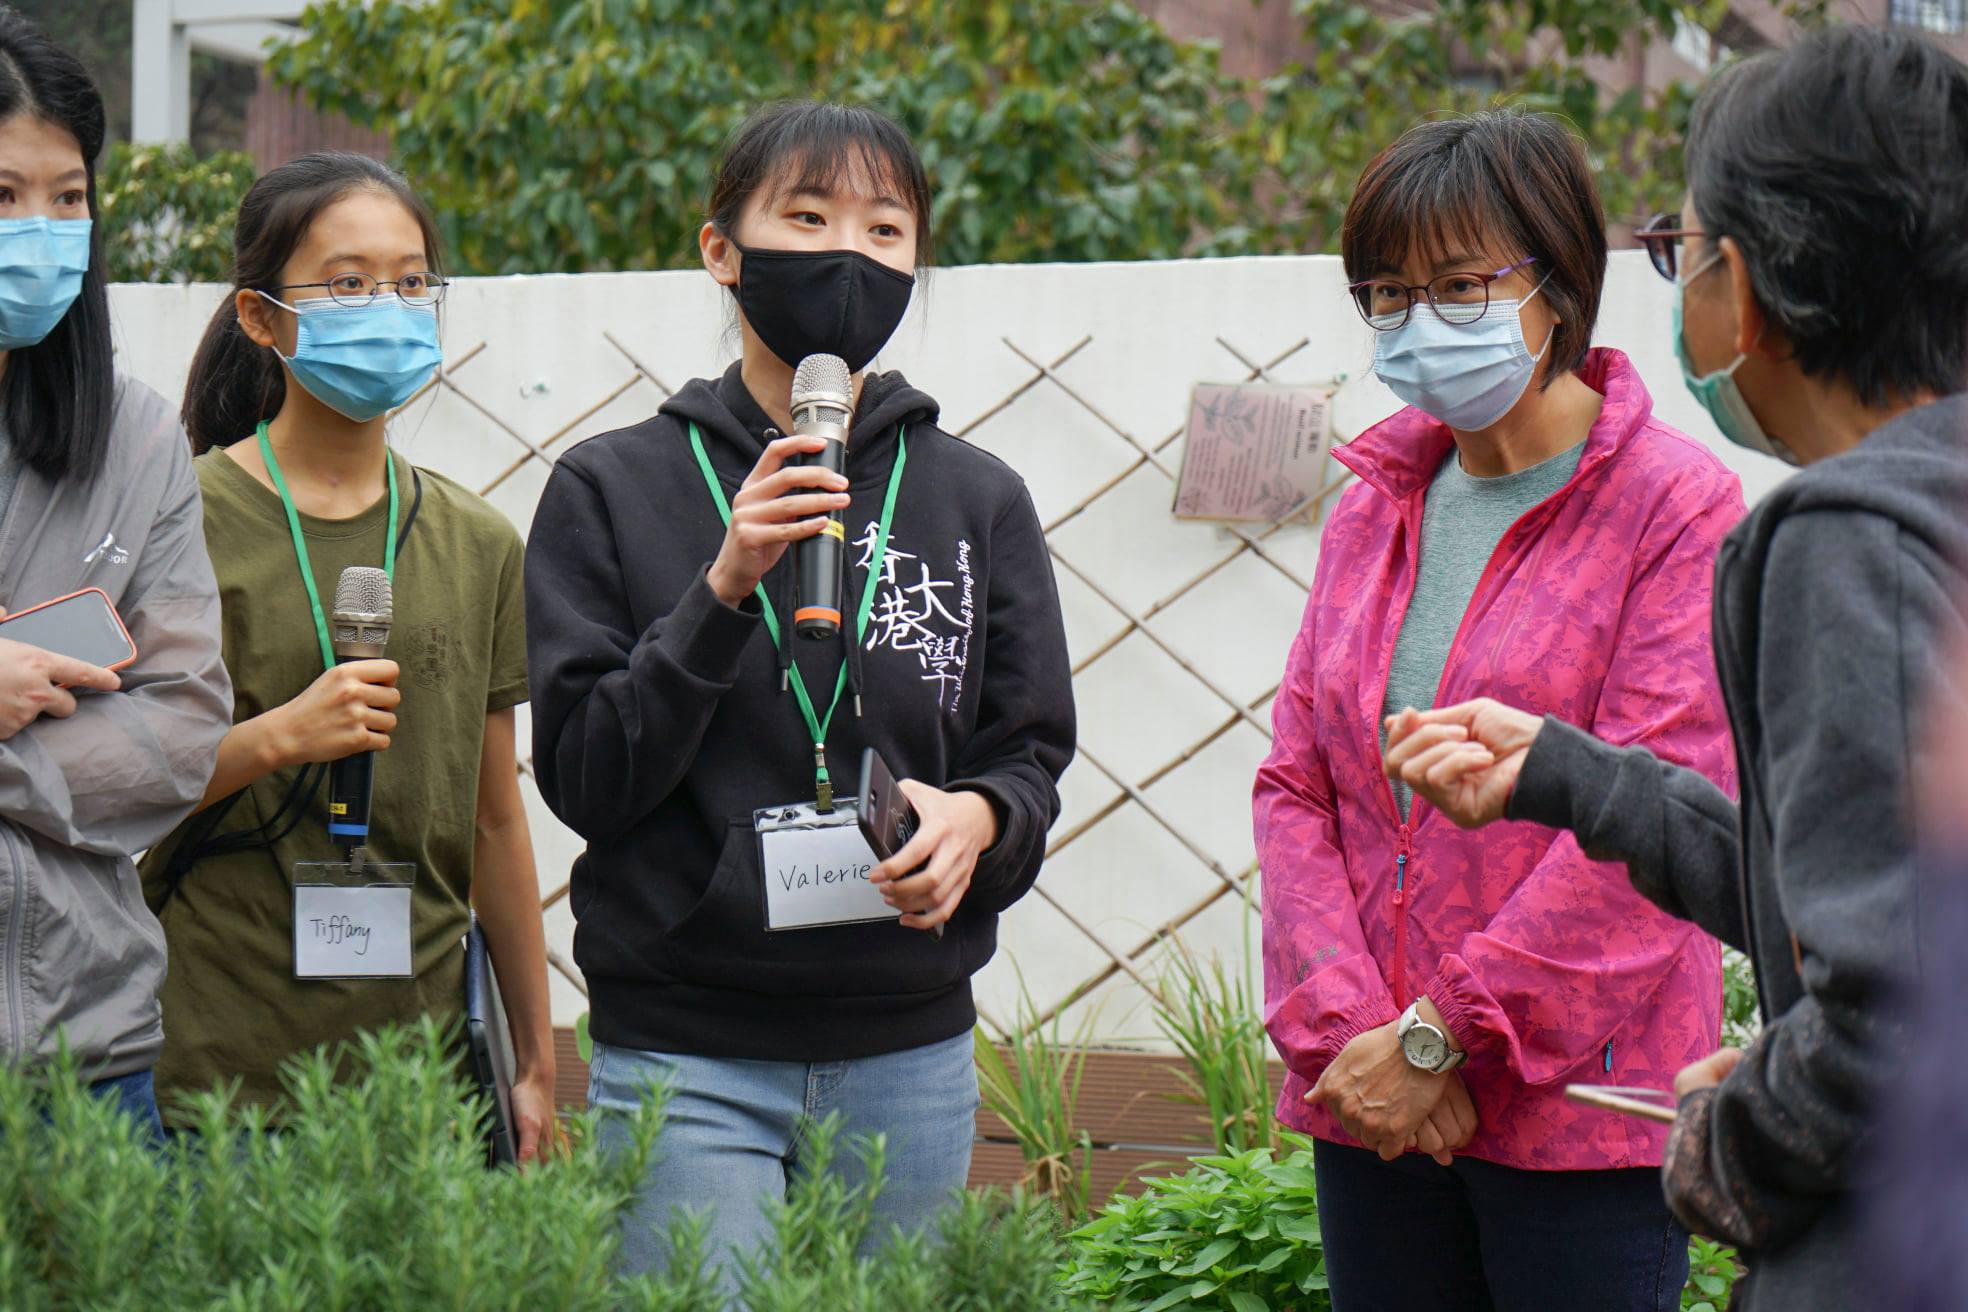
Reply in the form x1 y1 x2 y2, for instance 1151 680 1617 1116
98 142 256 284
1060 1133 1330 1312
1157 916 1278 1157
1683 1235 1745 1312
974 968 1096 1220
0 1023 1079 1311
1722 947 1761 1051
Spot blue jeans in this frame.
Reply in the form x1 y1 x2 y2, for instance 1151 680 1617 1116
88 1069 163 1146
588 1031 978 1286
1313 1139 1688 1312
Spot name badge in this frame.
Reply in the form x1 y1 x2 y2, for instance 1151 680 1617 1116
292 860 415 978
755 802 897 931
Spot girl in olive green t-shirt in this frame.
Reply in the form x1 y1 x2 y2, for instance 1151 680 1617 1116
139 153 556 1159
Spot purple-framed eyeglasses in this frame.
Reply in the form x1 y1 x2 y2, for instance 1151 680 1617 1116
1347 256 1541 330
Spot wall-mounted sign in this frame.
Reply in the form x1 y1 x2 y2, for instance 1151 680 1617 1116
1172 383 1335 523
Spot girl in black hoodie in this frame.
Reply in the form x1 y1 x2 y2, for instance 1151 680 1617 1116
524 102 1075 1280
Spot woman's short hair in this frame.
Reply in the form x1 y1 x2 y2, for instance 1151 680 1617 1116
1342 108 1607 385
1686 26 1968 407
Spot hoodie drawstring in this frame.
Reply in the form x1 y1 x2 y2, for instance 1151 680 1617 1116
773 567 795 691
847 622 866 718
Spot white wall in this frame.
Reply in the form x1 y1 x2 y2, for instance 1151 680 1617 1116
107 251 1790 1045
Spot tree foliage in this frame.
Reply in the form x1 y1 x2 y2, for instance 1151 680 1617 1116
268 0 1256 274
1248 0 1725 251
97 143 257 284
81 0 1832 281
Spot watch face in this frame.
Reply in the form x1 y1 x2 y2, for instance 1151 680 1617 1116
1403 1026 1447 1069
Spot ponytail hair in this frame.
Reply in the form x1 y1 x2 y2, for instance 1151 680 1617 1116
0 7 113 484
183 151 444 454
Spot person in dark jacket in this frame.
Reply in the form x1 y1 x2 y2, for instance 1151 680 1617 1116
1861 639 1968 1311
1380 25 1968 1312
524 101 1075 1283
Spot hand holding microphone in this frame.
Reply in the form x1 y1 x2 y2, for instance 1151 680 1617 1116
706 433 850 608
270 660 399 766
705 354 857 613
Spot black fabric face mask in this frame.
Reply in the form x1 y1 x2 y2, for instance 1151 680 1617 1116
733 242 916 373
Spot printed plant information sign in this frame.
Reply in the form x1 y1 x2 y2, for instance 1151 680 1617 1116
1173 383 1335 523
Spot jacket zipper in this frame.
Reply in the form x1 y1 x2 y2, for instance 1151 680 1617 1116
1707 541 1768 1024
1392 825 1413 1004
1371 452 1586 1007
2 827 23 1056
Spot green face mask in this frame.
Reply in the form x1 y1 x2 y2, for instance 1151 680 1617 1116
1674 255 1799 466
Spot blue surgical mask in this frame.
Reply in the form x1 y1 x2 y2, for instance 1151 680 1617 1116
1673 256 1799 466
0 216 91 350
1371 276 1555 431
259 292 443 422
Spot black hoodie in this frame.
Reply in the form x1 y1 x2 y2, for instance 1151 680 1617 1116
525 364 1075 1060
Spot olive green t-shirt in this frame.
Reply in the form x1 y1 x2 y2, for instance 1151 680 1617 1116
140 447 528 1125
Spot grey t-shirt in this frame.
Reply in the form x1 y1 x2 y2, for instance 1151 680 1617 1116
1383 440 1586 818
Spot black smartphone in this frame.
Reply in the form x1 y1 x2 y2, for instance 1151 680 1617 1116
0 588 137 673
858 747 918 862
858 747 942 938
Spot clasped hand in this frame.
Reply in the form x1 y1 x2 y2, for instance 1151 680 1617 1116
1381 699 1545 829
1307 1022 1477 1166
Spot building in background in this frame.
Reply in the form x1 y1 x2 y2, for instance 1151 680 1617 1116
127 0 384 170
1142 0 1965 85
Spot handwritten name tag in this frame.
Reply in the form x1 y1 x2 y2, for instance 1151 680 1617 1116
755 802 898 931
292 863 415 978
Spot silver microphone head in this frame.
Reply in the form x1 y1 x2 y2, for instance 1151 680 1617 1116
791 353 853 435
791 353 852 409
332 565 393 657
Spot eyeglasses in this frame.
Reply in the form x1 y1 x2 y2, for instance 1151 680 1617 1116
1348 257 1540 330
274 271 449 308
1636 213 1706 283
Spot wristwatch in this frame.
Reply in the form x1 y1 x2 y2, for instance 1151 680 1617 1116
1398 1001 1466 1074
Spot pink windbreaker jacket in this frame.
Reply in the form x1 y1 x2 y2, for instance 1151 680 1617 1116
1256 349 1743 1170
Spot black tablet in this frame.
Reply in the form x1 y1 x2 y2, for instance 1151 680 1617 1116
464 917 518 1166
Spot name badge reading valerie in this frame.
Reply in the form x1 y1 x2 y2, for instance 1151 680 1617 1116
292 860 415 978
755 803 898 931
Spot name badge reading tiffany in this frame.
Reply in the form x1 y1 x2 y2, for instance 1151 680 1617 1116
755 803 897 931
292 860 415 978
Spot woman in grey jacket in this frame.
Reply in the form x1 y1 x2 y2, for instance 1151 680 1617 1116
0 9 231 1136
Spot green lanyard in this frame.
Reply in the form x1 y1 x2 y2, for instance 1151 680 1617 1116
688 422 906 807
257 420 399 672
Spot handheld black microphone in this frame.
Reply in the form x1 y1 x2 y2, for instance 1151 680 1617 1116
791 353 855 642
329 565 392 852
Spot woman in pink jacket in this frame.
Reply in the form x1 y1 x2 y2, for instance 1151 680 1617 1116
1254 109 1742 1311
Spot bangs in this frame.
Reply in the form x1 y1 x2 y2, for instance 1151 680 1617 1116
765 134 915 213
1343 129 1532 280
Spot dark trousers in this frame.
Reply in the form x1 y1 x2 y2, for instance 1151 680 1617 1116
1313 1138 1688 1312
